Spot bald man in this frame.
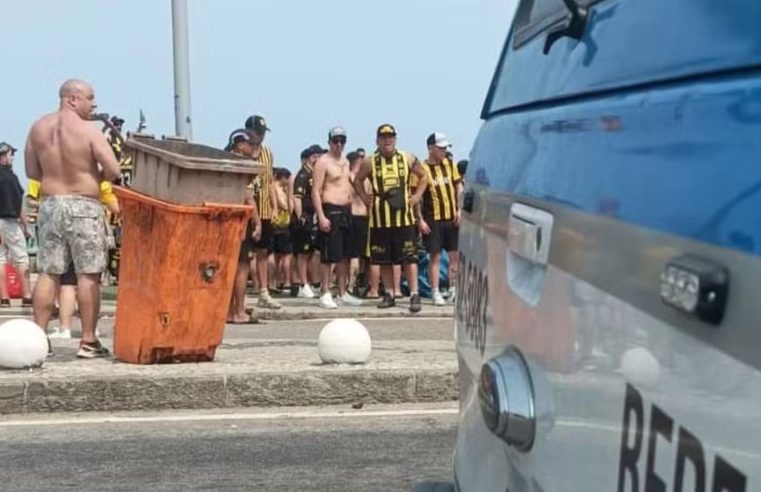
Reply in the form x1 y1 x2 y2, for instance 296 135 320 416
25 79 120 358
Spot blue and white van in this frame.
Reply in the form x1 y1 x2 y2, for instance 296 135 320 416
450 0 761 490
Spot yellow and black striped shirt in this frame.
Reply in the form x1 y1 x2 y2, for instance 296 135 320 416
369 150 416 228
413 158 462 221
249 146 274 220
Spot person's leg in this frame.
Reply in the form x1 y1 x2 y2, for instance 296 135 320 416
256 249 270 294
231 262 251 322
58 285 77 336
336 260 349 297
267 252 277 291
76 273 101 344
298 254 309 286
380 265 394 297
0 257 8 302
348 258 359 291
367 264 380 297
320 263 334 295
430 252 442 293
33 273 60 332
282 254 292 289
393 264 402 298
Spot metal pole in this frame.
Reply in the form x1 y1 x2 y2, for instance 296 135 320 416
171 0 193 140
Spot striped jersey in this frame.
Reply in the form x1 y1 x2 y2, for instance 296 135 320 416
368 150 417 228
249 146 274 220
414 158 462 221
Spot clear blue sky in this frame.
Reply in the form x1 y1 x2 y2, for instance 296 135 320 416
1 0 517 180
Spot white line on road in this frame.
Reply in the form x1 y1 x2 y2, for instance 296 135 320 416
0 407 459 428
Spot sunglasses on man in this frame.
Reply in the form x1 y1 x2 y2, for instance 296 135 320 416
330 137 347 145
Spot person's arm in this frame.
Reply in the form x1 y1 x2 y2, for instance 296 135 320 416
312 158 330 233
91 128 121 181
24 131 42 181
408 153 427 207
352 157 372 208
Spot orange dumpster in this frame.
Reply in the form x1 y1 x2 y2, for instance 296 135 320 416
112 186 251 364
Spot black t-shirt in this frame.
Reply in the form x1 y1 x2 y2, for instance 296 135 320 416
293 165 315 216
0 166 24 218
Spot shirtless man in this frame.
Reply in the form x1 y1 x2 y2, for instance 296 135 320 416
347 151 371 296
312 127 363 309
25 79 120 358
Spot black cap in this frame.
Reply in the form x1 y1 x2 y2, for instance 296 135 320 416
376 124 396 137
301 144 325 160
244 115 271 133
0 142 17 155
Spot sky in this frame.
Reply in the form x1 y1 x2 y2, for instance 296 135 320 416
1 0 518 181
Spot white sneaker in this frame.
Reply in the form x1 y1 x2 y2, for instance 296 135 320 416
339 293 363 306
448 287 457 302
298 284 316 299
433 291 447 306
319 292 338 310
48 327 72 339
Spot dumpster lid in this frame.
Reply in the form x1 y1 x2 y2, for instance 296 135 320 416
124 136 262 175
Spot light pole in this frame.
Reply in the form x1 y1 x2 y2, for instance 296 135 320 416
171 0 193 140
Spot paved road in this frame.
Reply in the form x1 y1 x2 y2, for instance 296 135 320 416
0 404 457 491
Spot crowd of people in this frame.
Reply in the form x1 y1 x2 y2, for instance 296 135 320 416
0 78 467 358
224 118 467 323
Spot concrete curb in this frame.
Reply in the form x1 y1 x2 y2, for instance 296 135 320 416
0 369 458 415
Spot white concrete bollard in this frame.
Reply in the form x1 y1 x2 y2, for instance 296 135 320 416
318 318 372 364
0 319 48 369
620 347 661 389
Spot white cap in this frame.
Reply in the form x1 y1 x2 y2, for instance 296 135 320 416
426 132 451 149
329 126 347 139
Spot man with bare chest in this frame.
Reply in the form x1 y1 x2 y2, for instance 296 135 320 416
312 127 363 309
25 79 121 358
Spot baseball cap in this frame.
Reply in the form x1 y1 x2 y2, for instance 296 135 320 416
244 115 271 133
376 124 397 137
0 142 17 155
426 132 451 149
328 126 347 139
304 144 326 159
228 128 251 148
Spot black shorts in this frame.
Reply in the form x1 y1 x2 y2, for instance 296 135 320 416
252 220 274 252
424 219 459 254
368 225 418 265
318 204 351 264
239 222 256 264
292 216 316 255
348 215 369 259
273 230 293 255
61 264 77 286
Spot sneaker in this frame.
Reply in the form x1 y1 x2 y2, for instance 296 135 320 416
298 284 316 299
0 299 10 308
48 327 72 339
433 291 447 307
339 293 363 306
21 297 33 307
319 292 338 309
377 292 396 309
257 292 282 310
410 294 422 313
448 287 457 302
76 340 110 359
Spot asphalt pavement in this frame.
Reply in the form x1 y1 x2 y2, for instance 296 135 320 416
0 403 458 492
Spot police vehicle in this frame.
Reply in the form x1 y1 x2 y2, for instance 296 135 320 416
446 0 761 490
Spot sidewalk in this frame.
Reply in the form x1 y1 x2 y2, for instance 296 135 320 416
0 314 458 415
0 290 455 321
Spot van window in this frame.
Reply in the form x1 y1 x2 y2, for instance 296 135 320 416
512 0 602 49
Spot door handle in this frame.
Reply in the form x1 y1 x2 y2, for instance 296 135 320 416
463 190 475 213
508 204 553 266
